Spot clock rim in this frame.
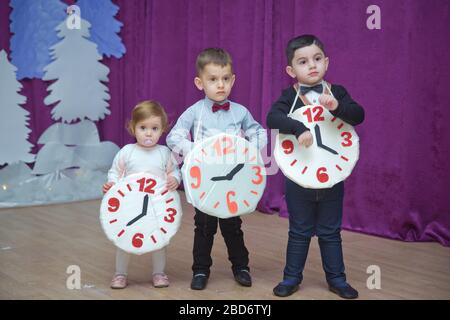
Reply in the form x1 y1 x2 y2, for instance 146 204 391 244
99 172 183 255
181 133 266 218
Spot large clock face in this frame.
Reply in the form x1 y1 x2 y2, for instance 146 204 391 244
99 173 183 255
274 105 359 189
182 134 266 219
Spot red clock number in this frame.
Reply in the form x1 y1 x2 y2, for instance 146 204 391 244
164 208 177 223
316 167 329 183
107 197 120 212
137 177 157 194
132 233 144 248
303 106 325 123
282 140 294 154
251 166 264 185
341 132 353 147
226 191 238 214
213 136 235 156
190 166 202 189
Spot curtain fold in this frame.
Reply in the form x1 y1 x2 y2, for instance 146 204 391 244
0 0 448 246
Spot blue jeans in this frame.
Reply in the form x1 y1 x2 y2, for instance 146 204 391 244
283 178 347 287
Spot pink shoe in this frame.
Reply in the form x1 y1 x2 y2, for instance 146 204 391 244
110 274 127 289
152 273 169 288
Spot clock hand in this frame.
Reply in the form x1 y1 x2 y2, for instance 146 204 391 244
211 175 228 181
126 195 149 227
140 194 149 215
210 164 237 181
202 159 241 204
314 124 338 155
314 124 328 148
201 162 234 205
225 163 245 180
210 163 245 181
126 213 145 226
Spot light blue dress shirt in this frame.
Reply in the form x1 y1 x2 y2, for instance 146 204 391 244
166 97 267 156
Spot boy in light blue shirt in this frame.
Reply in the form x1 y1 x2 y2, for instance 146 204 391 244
167 48 267 290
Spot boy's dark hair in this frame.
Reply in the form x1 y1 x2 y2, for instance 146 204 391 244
286 34 326 66
196 48 233 75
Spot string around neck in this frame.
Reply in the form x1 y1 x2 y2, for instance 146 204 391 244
288 81 333 116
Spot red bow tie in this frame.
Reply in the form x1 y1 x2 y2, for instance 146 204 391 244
212 102 230 113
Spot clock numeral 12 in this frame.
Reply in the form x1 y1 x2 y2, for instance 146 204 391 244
303 106 325 123
213 136 235 156
137 177 157 194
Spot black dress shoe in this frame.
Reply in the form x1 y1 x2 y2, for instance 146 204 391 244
273 283 299 297
191 274 208 290
234 270 252 287
329 284 359 299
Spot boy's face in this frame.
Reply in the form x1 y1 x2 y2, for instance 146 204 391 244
134 116 163 148
286 44 329 86
194 63 235 103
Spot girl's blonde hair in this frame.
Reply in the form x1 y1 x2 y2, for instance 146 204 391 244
127 100 169 136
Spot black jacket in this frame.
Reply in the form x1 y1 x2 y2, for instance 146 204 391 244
266 84 365 137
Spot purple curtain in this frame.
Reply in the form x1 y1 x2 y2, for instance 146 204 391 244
1 0 449 246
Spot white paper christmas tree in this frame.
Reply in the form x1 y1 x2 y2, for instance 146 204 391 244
1 15 123 208
43 18 111 123
0 50 34 165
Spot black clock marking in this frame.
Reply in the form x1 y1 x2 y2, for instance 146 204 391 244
126 194 149 226
211 163 245 181
314 124 338 155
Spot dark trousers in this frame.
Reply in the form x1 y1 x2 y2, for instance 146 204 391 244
192 208 249 277
284 178 347 287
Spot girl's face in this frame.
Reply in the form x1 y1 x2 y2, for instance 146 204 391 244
134 116 164 148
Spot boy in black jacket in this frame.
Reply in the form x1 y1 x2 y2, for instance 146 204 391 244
266 35 364 299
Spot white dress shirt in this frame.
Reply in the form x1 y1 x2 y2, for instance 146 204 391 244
166 97 267 156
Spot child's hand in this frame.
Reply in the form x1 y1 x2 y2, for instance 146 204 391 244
297 131 314 147
319 94 338 111
166 176 179 191
103 182 115 194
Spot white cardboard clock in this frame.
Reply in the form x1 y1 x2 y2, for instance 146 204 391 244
182 133 266 219
100 172 183 255
274 86 360 189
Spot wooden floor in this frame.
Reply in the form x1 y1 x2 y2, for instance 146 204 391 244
0 192 449 300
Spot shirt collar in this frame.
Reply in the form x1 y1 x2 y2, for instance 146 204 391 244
204 96 230 108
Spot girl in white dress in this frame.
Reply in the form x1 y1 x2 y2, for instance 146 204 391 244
103 100 180 289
